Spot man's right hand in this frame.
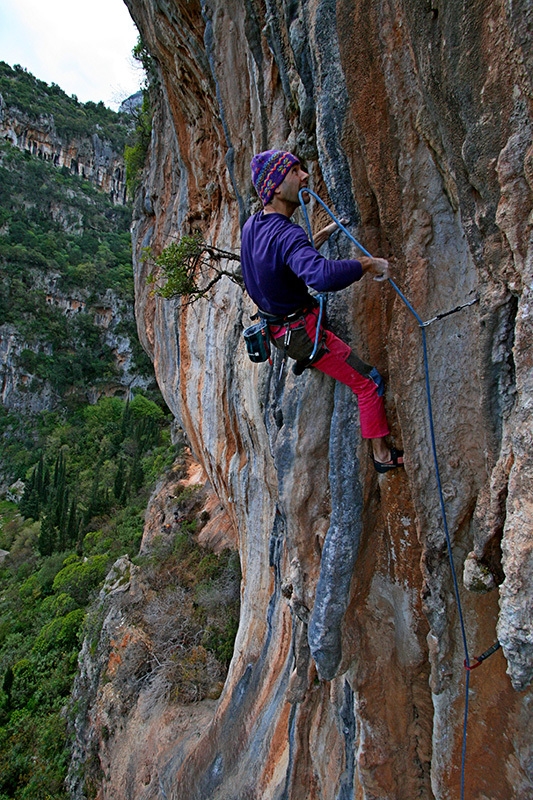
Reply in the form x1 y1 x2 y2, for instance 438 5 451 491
359 256 390 281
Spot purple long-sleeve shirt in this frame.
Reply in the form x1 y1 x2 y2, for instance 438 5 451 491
240 212 363 316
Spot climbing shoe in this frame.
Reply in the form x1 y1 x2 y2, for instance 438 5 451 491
373 447 404 474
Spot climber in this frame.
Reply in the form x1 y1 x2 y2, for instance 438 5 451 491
241 149 404 473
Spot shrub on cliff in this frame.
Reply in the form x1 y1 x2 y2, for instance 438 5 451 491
124 90 152 199
124 38 158 199
145 233 243 303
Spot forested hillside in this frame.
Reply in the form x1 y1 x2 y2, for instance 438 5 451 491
0 62 240 800
0 66 173 799
0 64 154 486
0 143 151 424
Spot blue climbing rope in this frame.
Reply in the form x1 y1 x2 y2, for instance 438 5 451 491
310 292 326 362
299 187 473 799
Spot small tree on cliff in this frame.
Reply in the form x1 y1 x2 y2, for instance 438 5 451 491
145 232 243 304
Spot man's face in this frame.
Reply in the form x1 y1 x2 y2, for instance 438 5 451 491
276 162 310 205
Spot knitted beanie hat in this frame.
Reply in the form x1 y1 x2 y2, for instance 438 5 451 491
251 149 299 205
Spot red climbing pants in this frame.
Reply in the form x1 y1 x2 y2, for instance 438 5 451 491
270 306 390 440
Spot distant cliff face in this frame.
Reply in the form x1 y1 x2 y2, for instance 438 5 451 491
0 74 156 427
0 95 127 204
0 285 149 416
79 0 533 797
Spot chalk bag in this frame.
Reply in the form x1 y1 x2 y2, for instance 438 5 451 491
243 321 271 363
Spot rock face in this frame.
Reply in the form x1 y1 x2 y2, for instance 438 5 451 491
67 455 238 800
0 95 127 204
83 0 532 797
0 284 150 416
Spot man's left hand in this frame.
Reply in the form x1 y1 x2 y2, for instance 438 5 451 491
313 218 349 249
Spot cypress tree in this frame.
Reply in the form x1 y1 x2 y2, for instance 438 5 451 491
20 454 50 520
38 457 51 505
38 513 56 556
56 485 70 551
19 467 38 519
114 458 125 500
131 451 144 493
120 467 131 504
66 497 80 546
35 454 45 499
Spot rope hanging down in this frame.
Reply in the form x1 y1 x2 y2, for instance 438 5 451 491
298 187 494 800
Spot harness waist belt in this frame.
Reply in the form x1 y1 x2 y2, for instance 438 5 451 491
258 300 318 326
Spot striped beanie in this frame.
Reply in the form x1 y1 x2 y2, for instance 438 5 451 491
251 149 299 206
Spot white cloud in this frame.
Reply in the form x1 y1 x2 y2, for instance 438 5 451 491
0 0 142 109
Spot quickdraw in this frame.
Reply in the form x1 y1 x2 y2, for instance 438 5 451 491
464 641 501 671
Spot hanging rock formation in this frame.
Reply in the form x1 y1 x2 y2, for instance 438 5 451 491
80 0 533 797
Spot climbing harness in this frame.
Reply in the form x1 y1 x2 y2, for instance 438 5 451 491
298 187 496 800
274 297 326 378
291 292 327 376
245 295 328 377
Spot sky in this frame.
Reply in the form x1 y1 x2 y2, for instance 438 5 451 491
0 0 143 110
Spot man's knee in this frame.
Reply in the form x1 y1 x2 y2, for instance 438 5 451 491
346 350 373 376
345 351 385 396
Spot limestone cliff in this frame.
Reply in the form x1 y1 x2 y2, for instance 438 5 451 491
0 282 152 416
78 0 533 797
0 92 127 204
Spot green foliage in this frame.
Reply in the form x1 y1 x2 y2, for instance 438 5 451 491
0 398 177 798
124 91 153 199
148 234 204 298
129 393 165 421
131 38 158 86
146 233 243 302
0 439 241 799
123 38 157 200
15 395 175 558
0 54 212 800
203 614 239 666
32 608 86 655
0 524 86 798
0 61 133 149
0 57 181 799
0 136 143 436
0 709 70 799
52 557 109 605
0 139 134 306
